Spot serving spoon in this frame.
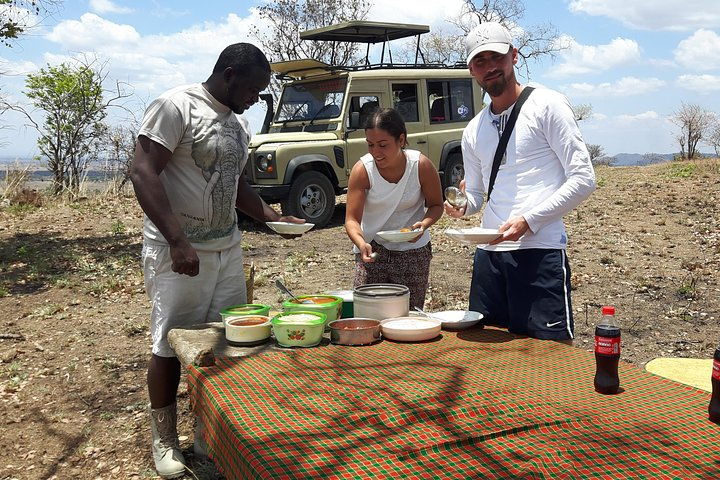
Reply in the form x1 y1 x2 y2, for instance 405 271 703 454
275 278 313 304
413 306 439 321
444 186 467 208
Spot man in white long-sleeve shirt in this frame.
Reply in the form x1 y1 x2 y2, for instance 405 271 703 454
445 22 596 341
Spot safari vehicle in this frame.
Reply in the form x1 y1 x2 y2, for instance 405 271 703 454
245 21 484 227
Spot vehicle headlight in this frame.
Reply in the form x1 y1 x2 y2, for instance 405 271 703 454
256 153 274 173
252 151 277 179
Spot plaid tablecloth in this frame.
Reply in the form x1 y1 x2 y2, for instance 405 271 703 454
187 327 719 479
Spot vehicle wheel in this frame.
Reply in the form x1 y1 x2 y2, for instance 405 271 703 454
280 171 336 227
443 153 465 190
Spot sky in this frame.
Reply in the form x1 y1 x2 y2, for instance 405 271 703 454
0 0 719 159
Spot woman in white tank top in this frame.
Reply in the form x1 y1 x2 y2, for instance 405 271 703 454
345 108 444 309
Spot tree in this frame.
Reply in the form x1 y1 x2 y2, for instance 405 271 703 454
250 0 370 99
443 0 566 79
671 102 715 160
0 56 131 194
0 0 60 47
103 120 138 191
404 26 466 66
707 119 720 158
586 143 604 163
573 103 593 122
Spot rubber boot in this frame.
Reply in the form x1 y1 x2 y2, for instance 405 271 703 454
149 402 186 479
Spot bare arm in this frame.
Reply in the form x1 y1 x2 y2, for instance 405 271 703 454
415 154 444 231
235 174 306 239
344 161 374 262
235 174 282 222
129 135 199 276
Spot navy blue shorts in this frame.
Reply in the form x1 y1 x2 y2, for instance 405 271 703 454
469 248 574 340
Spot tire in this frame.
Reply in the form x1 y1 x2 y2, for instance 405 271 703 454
443 153 465 190
280 171 336 227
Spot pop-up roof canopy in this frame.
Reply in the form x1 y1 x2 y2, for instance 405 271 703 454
300 21 429 43
270 58 333 80
299 20 431 67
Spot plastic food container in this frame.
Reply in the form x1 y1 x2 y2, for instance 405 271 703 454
220 304 271 325
327 318 381 345
271 311 327 348
325 290 354 318
281 295 343 329
225 315 271 346
353 284 410 320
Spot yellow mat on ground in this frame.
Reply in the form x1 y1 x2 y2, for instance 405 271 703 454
645 357 713 392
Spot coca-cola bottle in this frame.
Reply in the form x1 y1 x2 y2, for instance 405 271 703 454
594 305 620 395
709 347 720 424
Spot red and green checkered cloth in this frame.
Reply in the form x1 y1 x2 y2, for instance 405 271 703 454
187 327 720 479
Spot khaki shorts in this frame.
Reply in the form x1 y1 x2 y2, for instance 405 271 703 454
143 243 247 357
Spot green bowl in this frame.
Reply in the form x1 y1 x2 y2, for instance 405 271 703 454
220 304 271 325
271 311 326 348
281 295 343 328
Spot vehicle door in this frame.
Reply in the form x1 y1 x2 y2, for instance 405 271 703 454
391 82 429 158
344 92 383 184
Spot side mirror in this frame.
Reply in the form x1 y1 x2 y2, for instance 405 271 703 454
259 93 274 134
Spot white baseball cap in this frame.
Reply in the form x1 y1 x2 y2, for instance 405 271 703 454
465 22 513 65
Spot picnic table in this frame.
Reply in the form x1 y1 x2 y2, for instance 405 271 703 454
170 325 719 479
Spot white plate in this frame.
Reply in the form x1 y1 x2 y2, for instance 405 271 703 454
266 222 315 235
380 317 441 342
430 310 483 330
445 228 501 245
376 229 421 242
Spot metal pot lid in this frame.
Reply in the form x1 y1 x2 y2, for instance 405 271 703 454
353 283 410 298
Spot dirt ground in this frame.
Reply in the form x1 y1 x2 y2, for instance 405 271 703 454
1 160 719 480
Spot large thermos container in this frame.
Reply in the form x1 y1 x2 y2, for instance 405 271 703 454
353 283 410 320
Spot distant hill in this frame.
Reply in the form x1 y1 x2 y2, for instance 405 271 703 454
610 153 675 166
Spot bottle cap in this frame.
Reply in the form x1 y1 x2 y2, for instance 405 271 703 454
602 306 615 315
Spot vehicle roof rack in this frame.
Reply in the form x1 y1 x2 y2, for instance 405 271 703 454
300 20 430 68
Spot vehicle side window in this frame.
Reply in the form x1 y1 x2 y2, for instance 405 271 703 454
427 79 474 124
350 96 380 128
392 83 418 123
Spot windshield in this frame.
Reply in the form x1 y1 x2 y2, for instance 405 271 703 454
275 77 347 123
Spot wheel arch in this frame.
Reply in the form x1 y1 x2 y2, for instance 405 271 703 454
439 140 462 172
283 155 339 191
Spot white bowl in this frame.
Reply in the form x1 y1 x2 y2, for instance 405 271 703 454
430 310 483 330
225 315 272 346
376 229 421 242
380 316 441 342
445 228 501 245
266 221 315 235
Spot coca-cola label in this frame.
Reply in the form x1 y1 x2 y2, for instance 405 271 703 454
595 335 621 355
713 359 720 381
